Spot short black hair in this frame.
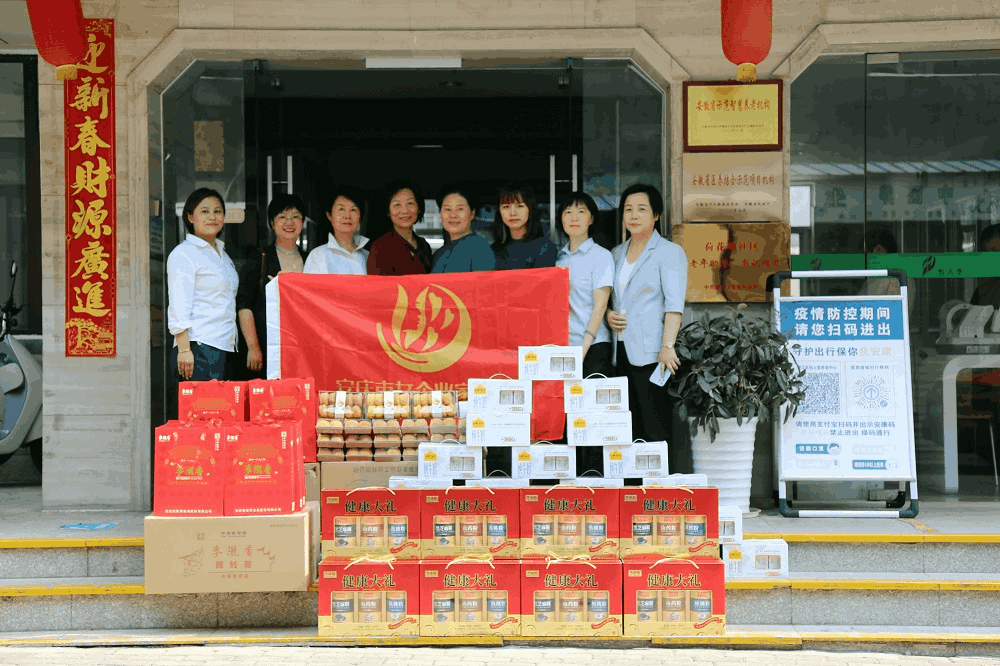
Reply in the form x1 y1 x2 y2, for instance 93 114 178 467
618 183 663 232
980 224 1000 250
267 193 307 226
492 181 542 248
557 192 600 239
384 179 426 227
321 186 366 223
182 188 225 235
436 183 479 213
864 226 899 254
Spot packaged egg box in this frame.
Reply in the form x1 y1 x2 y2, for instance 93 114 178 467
420 487 520 558
321 488 421 559
419 559 521 636
316 417 460 437
318 558 420 637
520 558 622 636
623 557 725 637
520 486 620 559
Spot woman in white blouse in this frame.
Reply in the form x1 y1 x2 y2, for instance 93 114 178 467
304 188 369 274
166 188 239 415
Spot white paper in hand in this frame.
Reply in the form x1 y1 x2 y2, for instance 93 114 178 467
650 366 670 386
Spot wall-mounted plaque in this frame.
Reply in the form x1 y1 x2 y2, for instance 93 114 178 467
683 152 783 222
683 80 783 152
673 222 790 303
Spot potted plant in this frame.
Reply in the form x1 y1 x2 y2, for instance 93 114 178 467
666 305 806 514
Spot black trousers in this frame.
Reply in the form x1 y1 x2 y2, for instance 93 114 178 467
617 342 690 474
167 342 228 422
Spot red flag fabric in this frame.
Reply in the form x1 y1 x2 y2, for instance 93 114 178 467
272 268 571 441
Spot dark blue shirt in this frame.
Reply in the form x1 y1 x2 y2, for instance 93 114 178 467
492 236 558 271
432 233 497 273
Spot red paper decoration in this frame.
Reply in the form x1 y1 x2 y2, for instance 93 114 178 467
720 0 773 82
24 0 87 80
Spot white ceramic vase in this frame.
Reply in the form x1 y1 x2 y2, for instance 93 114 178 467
690 417 758 513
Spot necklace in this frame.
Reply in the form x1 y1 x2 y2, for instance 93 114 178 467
275 244 298 256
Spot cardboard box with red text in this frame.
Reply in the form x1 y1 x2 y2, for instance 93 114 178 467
520 487 620 559
321 488 421 559
318 558 420 637
153 421 225 517
520 559 622 636
419 559 521 636
420 488 520 559
623 557 726 636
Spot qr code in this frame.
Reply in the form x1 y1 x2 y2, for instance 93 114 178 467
799 372 842 415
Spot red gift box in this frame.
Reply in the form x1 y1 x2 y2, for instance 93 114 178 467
520 558 622 637
520 486 620 559
419 558 521 636
620 487 720 558
248 377 317 463
223 422 300 516
622 557 726 636
153 421 225 516
420 488 520 559
178 380 248 422
321 488 421 560
318 558 420 637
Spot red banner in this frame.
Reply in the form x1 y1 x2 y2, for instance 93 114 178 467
64 19 116 356
275 268 571 440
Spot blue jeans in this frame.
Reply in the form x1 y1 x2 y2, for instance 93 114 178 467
167 341 227 420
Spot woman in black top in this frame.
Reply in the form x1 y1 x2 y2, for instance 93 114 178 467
491 181 557 270
235 193 307 379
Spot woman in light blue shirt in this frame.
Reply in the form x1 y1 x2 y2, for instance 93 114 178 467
555 192 614 378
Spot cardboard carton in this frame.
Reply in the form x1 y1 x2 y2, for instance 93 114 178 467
520 487 620 559
153 422 225 517
559 477 624 487
718 505 744 546
604 441 670 478
520 558 622 636
248 377 318 463
318 558 420 637
178 380 248 422
320 461 418 490
620 487 720 558
518 346 583 381
321 488 421 560
623 557 726 636
511 445 576 480
567 412 633 447
723 539 788 578
418 442 483 481
468 378 533 413
419 558 521 636
143 507 314 594
564 377 629 413
223 423 300 516
420 487 520 559
466 413 531 447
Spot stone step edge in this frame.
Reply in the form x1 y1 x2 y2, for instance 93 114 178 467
5 577 1000 597
3 627 1000 649
4 533 1000 550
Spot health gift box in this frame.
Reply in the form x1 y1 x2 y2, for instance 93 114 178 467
563 377 629 413
518 346 583 381
519 486 620 559
419 559 521 636
318 558 420 637
248 377 317 463
468 378 533 413
420 487 520 559
465 412 532 447
604 441 670 479
620 487 720 558
510 445 576 480
566 412 633 447
723 539 789 578
520 558 622 637
623 557 726 636
153 421 225 516
321 488 421 559
417 442 483 481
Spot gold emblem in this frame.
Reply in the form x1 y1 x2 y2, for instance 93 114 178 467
377 284 472 373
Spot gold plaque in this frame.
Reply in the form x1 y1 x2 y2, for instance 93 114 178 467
683 81 782 152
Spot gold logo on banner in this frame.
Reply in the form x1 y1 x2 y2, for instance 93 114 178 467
377 284 472 373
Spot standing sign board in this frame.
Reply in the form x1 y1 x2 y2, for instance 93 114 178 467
770 270 918 518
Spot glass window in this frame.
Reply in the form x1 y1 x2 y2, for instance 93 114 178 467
0 56 40 335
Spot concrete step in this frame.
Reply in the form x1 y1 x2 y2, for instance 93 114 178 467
1 624 1000 656
0 538 143 580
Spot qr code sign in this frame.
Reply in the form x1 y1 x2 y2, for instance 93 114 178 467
800 372 842 415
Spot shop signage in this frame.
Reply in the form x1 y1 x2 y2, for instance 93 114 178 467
64 19 116 357
683 80 782 152
790 252 1000 278
682 152 783 222
776 298 916 482
671 222 790 302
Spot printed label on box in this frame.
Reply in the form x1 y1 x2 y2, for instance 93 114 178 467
623 558 726 637
466 413 531 447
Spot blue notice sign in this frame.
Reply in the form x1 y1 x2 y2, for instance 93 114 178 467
779 300 905 341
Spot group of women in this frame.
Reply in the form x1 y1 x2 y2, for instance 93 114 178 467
166 181 689 469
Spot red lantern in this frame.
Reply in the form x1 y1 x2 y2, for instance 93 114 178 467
24 0 87 80
720 0 772 82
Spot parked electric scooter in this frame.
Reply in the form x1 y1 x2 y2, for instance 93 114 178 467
0 262 42 472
